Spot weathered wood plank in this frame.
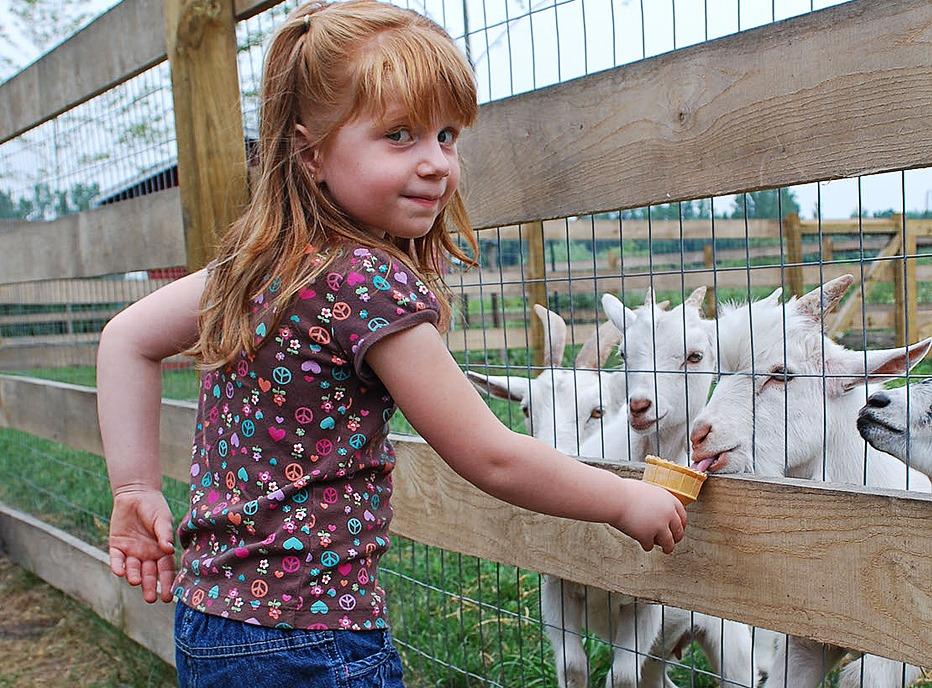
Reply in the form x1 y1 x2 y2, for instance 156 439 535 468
0 189 184 285
0 279 171 306
5 1 932 238
0 0 281 145
0 504 175 666
460 0 932 228
5 207 928 288
0 0 166 145
2 375 931 665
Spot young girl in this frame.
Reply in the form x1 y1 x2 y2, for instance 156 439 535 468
97 2 687 685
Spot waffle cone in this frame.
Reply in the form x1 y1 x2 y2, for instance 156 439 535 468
642 455 707 505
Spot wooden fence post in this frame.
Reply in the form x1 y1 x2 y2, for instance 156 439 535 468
892 213 918 346
785 213 804 297
164 0 249 273
703 242 716 315
525 221 547 366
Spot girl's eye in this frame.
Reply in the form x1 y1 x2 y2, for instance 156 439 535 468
589 408 604 420
438 128 458 145
686 351 703 364
386 128 413 143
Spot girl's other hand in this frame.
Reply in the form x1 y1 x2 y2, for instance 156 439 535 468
108 488 177 603
614 481 688 554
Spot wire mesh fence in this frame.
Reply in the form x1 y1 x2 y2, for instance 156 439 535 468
0 1 931 687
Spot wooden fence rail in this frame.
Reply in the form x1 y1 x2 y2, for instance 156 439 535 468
0 375 930 668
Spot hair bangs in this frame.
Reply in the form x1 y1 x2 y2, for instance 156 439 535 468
351 26 477 130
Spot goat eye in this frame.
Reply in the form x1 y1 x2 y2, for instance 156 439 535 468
769 366 794 383
521 406 530 417
686 352 703 364
589 408 604 420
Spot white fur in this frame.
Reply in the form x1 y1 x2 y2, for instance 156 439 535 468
858 379 932 478
467 305 629 688
689 276 931 688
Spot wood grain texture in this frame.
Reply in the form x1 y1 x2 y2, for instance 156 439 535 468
0 189 184 285
389 440 932 666
1 375 930 665
164 0 249 271
458 0 932 228
0 0 165 145
0 504 176 666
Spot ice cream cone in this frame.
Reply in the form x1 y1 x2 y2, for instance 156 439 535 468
642 455 707 506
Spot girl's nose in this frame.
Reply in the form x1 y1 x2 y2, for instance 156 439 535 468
417 143 451 178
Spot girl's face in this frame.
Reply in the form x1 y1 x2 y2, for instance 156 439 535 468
311 103 462 240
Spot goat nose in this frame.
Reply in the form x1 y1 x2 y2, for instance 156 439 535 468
629 398 652 415
866 392 891 409
690 421 712 447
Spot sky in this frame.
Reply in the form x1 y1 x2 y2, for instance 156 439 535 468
0 0 930 220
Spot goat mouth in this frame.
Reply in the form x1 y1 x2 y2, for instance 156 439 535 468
691 450 733 474
856 412 903 436
629 411 667 433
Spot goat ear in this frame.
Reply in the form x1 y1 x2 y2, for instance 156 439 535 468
465 371 530 403
575 320 623 368
836 337 932 394
796 274 853 322
684 286 707 310
532 304 567 367
601 293 637 334
645 287 669 310
763 286 783 305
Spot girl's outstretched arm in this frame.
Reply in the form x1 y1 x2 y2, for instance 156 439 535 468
97 268 207 602
366 323 687 553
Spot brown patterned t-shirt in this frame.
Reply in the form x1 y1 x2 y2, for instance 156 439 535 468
172 246 439 630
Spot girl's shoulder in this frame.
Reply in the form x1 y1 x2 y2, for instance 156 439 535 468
322 245 434 297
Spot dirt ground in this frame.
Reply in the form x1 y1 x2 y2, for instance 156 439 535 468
0 553 176 688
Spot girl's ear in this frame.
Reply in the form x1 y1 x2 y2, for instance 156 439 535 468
295 124 323 181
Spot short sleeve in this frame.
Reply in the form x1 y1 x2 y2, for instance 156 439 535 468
326 247 440 382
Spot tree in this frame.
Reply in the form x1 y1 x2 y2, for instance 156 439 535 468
730 188 800 219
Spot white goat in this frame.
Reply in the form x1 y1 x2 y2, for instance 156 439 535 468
858 378 932 478
578 287 768 688
688 275 932 688
467 304 630 688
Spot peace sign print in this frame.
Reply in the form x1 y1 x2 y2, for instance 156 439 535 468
272 366 292 385
368 317 390 332
315 439 334 456
322 487 338 505
284 463 304 482
338 594 356 611
251 579 269 598
372 275 391 291
331 301 351 321
326 272 343 291
320 551 340 568
332 366 351 381
237 360 249 377
347 518 362 535
282 556 302 574
308 326 331 345
241 419 255 438
294 407 314 425
348 434 366 450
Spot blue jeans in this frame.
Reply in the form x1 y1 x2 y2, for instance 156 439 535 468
174 603 405 687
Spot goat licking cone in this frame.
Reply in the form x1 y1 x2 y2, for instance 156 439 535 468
642 455 707 506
